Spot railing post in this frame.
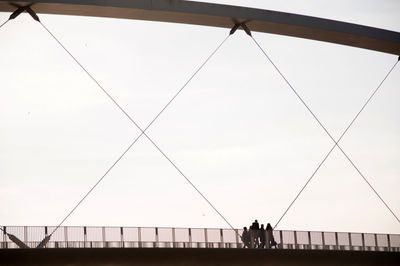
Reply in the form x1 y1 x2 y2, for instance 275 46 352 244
188 228 192 248
102 227 106 247
374 234 378 251
348 232 352 250
235 229 240 248
387 234 391 251
307 231 311 249
220 229 224 248
361 233 365 251
24 226 27 244
321 232 325 250
120 227 124 248
65 227 68 248
204 228 208 248
155 227 159 248
84 226 87 247
279 230 283 249
172 228 176 248
335 232 339 250
293 231 297 249
138 227 142 248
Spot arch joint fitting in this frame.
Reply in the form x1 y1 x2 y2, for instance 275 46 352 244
230 21 252 36
9 3 40 22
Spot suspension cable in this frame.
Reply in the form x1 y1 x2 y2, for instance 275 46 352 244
40 21 234 236
273 59 400 229
250 36 400 228
0 19 9 30
49 136 142 236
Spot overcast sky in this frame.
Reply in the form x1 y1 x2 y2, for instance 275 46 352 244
1 0 399 234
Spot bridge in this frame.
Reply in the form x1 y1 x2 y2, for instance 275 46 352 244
1 225 400 265
1 1 400 265
0 0 400 54
1 225 400 251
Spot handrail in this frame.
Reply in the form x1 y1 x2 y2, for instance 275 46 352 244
1 225 399 252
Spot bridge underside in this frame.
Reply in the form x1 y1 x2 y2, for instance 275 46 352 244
0 0 399 55
1 248 399 266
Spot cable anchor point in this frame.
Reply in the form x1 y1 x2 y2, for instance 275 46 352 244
36 235 51 248
9 3 40 22
229 20 252 36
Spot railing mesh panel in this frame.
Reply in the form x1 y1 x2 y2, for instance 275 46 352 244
140 228 156 242
122 227 139 242
175 228 189 242
222 229 237 243
364 233 376 247
296 231 309 245
282 231 295 244
190 228 205 243
67 227 84 241
158 228 173 242
105 227 121 242
310 232 322 245
206 229 221 243
376 234 388 247
324 232 336 245
390 235 400 248
26 226 45 242
86 227 102 241
338 232 349 246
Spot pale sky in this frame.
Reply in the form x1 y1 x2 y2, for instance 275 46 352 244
1 0 399 234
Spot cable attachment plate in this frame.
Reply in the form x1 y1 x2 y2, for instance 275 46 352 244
36 235 51 248
229 20 252 36
9 3 40 22
7 233 30 248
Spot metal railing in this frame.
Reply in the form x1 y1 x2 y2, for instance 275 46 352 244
1 225 399 252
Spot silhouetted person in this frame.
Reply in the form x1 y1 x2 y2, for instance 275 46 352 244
259 224 266 248
250 220 260 248
252 220 260 230
266 223 277 248
241 227 251 248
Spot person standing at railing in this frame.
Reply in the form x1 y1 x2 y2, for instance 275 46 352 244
266 223 278 248
241 227 251 248
250 219 260 248
259 224 266 248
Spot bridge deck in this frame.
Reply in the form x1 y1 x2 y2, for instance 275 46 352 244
1 248 400 266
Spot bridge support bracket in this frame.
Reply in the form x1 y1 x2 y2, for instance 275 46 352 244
230 21 252 36
9 3 40 22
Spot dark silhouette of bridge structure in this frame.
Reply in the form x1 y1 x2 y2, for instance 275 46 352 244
1 1 400 265
1 225 400 251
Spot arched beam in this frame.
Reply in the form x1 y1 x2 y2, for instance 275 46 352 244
0 0 399 55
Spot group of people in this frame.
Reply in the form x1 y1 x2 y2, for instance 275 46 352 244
241 220 278 249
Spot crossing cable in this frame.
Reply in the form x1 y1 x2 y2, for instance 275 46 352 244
39 21 234 236
0 2 31 30
273 59 400 229
0 19 9 30
250 35 400 228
